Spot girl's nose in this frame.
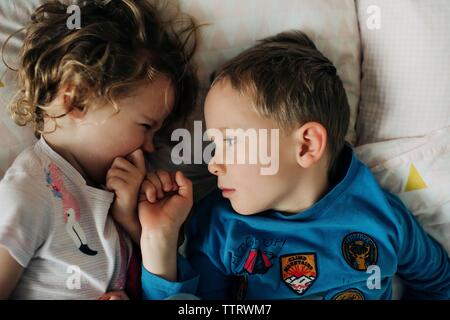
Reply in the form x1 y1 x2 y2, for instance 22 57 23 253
143 139 155 153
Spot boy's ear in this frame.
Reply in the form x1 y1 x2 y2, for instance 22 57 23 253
295 122 328 168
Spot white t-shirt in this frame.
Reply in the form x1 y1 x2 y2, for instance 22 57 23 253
0 138 132 299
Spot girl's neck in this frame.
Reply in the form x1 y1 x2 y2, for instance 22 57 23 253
43 134 98 187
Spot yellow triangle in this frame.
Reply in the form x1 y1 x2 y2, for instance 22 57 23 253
0 80 4 88
404 164 427 192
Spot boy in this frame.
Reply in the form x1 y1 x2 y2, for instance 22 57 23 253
137 31 450 300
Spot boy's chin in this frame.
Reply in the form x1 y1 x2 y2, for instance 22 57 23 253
229 200 263 216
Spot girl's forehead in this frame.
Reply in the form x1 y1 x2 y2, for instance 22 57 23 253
127 77 174 119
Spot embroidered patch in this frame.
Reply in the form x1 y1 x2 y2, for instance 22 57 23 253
342 232 378 271
332 288 365 300
233 236 285 275
280 253 318 296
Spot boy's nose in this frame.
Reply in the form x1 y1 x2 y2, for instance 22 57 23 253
208 159 226 176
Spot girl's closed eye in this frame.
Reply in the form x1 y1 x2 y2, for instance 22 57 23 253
141 124 153 130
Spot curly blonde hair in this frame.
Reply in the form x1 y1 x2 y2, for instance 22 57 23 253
3 0 199 137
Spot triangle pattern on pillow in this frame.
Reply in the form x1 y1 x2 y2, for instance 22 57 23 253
404 163 428 192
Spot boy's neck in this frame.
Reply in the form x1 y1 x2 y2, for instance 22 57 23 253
276 160 331 215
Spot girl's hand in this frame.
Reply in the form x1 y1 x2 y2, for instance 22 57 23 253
138 170 193 236
98 290 130 300
106 149 146 244
138 170 193 282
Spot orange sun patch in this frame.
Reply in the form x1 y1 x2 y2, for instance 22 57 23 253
280 253 318 296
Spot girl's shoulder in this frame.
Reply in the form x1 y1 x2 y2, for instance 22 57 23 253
0 141 51 202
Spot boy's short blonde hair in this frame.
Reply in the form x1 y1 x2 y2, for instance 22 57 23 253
213 31 350 169
4 0 199 136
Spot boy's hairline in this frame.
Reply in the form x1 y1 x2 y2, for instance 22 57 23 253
209 74 335 170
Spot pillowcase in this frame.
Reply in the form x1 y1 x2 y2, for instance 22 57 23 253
0 1 41 178
356 0 450 145
355 126 450 254
179 0 361 145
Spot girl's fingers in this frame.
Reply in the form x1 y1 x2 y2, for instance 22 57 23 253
138 192 147 203
111 157 135 172
126 149 146 175
146 172 164 199
142 170 182 202
141 179 157 203
111 156 145 181
105 176 127 192
118 291 130 300
98 291 129 300
106 168 130 184
156 170 174 192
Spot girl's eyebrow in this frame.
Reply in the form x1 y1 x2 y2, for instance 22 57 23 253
141 114 156 125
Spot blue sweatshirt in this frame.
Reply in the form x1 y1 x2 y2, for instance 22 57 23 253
142 146 450 300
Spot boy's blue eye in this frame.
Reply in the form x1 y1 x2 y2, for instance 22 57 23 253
224 137 237 147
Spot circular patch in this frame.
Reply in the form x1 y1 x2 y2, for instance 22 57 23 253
342 232 378 271
332 289 365 300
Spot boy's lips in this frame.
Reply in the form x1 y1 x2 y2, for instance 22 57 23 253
219 186 236 198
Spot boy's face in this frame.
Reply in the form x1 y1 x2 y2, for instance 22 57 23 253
204 79 306 215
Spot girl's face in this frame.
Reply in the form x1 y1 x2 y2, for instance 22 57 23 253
71 75 175 185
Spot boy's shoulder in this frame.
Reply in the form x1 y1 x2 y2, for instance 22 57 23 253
332 146 397 203
189 146 412 239
335 147 419 242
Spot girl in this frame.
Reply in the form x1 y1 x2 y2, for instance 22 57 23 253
0 0 197 299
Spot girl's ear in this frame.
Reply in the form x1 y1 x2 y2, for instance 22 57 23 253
61 86 85 120
294 122 328 168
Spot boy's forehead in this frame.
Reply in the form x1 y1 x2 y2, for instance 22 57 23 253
205 94 280 133
206 80 252 116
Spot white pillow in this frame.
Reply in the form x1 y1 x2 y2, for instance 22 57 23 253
0 1 42 178
355 126 450 254
356 0 450 145
180 0 361 145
